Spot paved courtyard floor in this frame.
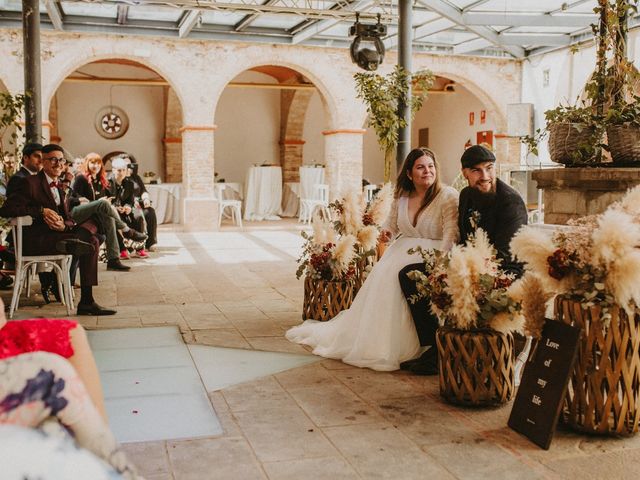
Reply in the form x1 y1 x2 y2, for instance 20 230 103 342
4 220 640 480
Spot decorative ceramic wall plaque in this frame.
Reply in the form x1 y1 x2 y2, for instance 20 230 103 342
95 106 129 139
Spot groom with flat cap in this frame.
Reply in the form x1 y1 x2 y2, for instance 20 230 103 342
398 144 528 375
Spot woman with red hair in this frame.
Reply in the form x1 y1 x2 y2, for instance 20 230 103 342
73 152 111 201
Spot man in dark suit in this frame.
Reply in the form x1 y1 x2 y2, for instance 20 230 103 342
398 144 528 375
0 144 116 316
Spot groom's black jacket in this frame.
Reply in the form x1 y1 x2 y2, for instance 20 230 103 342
457 178 528 276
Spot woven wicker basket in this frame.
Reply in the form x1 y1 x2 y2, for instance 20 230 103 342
548 123 598 165
436 326 515 407
555 297 640 435
302 276 354 322
607 124 640 164
352 256 376 296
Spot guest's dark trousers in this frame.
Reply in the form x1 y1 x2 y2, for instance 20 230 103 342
399 263 439 347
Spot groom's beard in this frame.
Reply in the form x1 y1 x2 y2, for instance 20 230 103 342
469 181 497 208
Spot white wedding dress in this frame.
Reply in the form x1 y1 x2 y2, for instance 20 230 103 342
286 186 459 371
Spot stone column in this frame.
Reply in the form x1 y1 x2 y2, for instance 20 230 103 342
280 139 305 182
494 134 521 168
164 88 182 183
180 125 217 229
41 120 52 143
322 129 365 200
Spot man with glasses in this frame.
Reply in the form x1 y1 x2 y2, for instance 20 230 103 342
0 144 117 316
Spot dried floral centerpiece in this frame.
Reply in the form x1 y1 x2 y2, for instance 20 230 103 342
328 184 393 292
510 185 640 435
407 230 523 406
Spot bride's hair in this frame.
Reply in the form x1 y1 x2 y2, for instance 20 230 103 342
394 147 442 217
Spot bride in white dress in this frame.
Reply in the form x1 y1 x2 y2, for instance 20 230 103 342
286 148 459 371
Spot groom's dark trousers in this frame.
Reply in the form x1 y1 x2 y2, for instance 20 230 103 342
399 263 438 347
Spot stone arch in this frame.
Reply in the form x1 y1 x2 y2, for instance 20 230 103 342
46 56 185 182
211 57 340 132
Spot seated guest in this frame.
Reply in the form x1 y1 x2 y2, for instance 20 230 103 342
0 353 142 478
109 157 148 259
399 144 528 375
0 143 117 316
125 154 158 252
71 153 146 271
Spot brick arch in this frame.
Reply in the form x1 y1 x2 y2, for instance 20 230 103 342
280 81 315 182
44 55 186 182
211 58 339 131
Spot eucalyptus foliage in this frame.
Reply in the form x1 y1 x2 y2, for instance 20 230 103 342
354 66 434 181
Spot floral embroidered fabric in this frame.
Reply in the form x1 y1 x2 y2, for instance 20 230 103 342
0 319 77 360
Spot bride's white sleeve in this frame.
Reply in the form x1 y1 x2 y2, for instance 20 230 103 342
440 189 460 252
382 198 399 237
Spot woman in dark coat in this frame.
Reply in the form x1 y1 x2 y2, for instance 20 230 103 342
125 154 158 251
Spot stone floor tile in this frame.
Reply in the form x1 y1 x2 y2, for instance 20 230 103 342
332 369 424 401
425 438 552 480
288 384 382 427
177 302 222 315
184 313 231 330
234 406 338 462
374 396 479 447
222 377 296 413
322 422 456 480
262 456 361 480
191 328 253 349
542 447 640 480
275 363 340 390
168 437 266 480
207 391 229 413
247 336 312 354
97 316 143 328
121 441 169 478
214 300 256 311
230 317 284 337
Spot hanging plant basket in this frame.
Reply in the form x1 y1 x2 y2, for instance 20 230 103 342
548 123 598 166
555 296 640 436
302 276 354 322
436 326 515 407
606 123 640 164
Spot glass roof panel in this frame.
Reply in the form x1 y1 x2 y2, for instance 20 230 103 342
250 14 305 30
200 10 247 27
126 6 183 23
479 0 596 13
0 0 22 11
61 2 118 18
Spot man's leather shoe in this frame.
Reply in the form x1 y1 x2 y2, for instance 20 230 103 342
400 348 437 370
122 229 148 242
0 275 13 290
56 239 95 256
409 361 439 376
107 258 131 271
77 302 117 316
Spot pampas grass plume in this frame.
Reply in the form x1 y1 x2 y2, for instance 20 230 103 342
368 183 394 225
446 244 480 329
357 225 379 252
334 234 357 272
620 185 640 216
342 190 364 236
491 311 524 335
509 274 551 339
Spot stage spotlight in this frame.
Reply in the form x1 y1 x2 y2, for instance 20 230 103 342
349 13 387 71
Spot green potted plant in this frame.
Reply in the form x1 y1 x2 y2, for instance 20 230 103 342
0 91 27 193
354 65 434 181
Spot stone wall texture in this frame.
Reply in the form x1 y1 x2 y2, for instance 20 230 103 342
0 29 521 228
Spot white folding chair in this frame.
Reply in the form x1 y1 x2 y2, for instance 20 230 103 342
217 184 243 228
300 183 330 224
364 184 377 203
8 216 74 319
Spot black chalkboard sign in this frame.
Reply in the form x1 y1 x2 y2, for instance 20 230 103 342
508 319 581 450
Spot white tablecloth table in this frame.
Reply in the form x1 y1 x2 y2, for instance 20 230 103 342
244 166 283 221
282 182 300 217
299 166 325 201
147 183 182 224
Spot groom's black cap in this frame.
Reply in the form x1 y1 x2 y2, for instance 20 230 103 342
460 145 496 168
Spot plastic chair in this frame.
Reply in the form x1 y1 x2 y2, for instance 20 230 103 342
300 184 330 224
217 184 243 228
8 216 74 319
364 184 377 203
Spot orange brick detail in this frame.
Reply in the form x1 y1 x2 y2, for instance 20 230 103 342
322 129 366 136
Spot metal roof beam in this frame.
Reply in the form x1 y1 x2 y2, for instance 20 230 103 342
290 0 375 45
461 0 491 13
453 37 491 55
178 9 200 38
384 17 453 49
116 4 129 25
462 12 597 28
234 0 278 31
44 0 63 30
417 0 525 58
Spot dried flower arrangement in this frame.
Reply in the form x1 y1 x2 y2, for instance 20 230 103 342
296 184 393 282
407 229 524 334
510 185 640 328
